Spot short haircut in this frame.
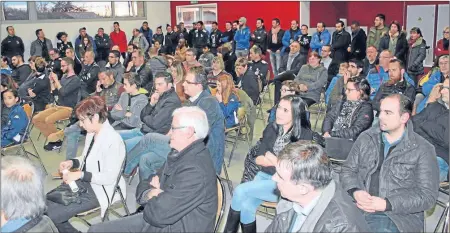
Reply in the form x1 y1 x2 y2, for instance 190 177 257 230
322 45 331 51
123 72 141 88
347 76 371 101
212 21 218 26
155 71 174 84
376 14 386 22
273 18 280 25
380 49 393 57
278 141 332 189
257 18 264 23
351 21 360 26
235 57 248 67
66 47 75 54
35 29 42 36
318 22 326 28
188 66 207 88
98 27 104 31
250 45 262 55
336 20 345 27
225 21 232 25
233 20 239 24
114 21 119 26
110 50 121 58
13 54 23 61
61 57 74 68
186 48 197 55
172 106 209 140
348 58 364 69
197 21 204 26
382 93 413 115
143 21 148 25
367 45 377 51
6 26 13 32
309 51 321 60
99 69 115 80
75 96 108 123
389 58 405 69
1 156 46 220
301 24 309 29
49 48 59 54
85 50 96 59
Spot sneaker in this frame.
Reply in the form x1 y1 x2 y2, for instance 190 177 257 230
44 141 62 151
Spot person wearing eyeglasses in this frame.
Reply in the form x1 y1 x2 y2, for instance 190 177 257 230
412 78 449 182
105 50 124 83
48 48 63 80
435 26 449 58
125 50 153 93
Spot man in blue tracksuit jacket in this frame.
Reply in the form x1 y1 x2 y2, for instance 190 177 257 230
234 17 251 58
140 21 153 49
281 20 301 56
310 22 331 54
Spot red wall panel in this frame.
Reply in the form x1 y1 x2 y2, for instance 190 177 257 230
170 1 300 31
346 1 405 28
310 1 347 28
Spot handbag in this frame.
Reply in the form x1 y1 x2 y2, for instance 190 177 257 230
240 140 262 183
46 180 87 206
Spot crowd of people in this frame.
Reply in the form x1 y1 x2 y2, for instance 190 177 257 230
1 12 449 233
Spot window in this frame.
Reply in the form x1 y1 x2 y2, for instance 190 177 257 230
176 4 217 32
36 1 112 19
114 1 145 17
2 2 28 20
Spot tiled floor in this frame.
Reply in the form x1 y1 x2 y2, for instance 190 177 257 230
4 89 447 232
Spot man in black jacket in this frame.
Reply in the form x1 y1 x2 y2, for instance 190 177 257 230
221 21 234 45
10 55 32 86
193 21 209 59
297 24 312 67
412 78 449 182
235 57 260 105
1 26 25 59
188 22 197 48
331 20 351 65
349 21 367 61
267 18 284 76
105 50 124 83
79 51 100 99
94 28 111 63
209 22 222 55
251 18 267 55
248 45 269 87
126 51 153 93
48 49 63 80
89 106 217 233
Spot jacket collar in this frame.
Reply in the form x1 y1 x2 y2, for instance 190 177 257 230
368 120 418 152
167 139 207 163
191 90 210 105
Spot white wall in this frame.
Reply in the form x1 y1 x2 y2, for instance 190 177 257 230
0 2 171 61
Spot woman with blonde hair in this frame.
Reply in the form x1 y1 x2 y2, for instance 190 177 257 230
435 26 449 57
170 60 187 103
215 74 240 128
207 56 231 85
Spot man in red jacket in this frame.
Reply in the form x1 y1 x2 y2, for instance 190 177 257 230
110 22 128 59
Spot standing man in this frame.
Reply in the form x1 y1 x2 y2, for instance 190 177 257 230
234 17 251 58
193 21 209 58
209 22 222 55
349 21 367 61
140 21 153 49
188 22 197 48
281 20 301 55
126 51 153 93
110 22 128 59
221 21 234 44
267 18 284 76
130 28 150 54
1 26 24 59
367 14 389 49
94 28 111 63
251 18 268 55
331 20 351 64
74 27 96 61
30 29 53 61
310 22 331 54
340 93 439 232
297 24 312 67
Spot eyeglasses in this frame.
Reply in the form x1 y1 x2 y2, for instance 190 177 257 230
171 126 188 131
184 79 201 85
444 31 449 34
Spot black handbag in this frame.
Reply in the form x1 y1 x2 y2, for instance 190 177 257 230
46 180 87 206
240 140 262 183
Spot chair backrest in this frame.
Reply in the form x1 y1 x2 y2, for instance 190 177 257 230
108 154 127 205
214 176 226 233
20 102 35 144
23 103 32 119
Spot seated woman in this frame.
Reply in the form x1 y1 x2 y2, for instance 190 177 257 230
207 56 231 88
169 60 187 103
1 74 17 126
325 61 349 106
224 95 314 233
322 77 373 141
1 56 12 75
215 74 240 128
1 90 28 147
46 96 126 233
268 80 300 124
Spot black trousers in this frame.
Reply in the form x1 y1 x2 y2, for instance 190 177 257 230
88 213 150 233
46 181 100 233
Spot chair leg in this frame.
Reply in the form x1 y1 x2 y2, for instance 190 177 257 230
221 162 233 196
227 129 239 167
37 132 42 141
128 167 138 185
118 188 131 216
28 139 48 175
313 103 324 132
434 202 449 233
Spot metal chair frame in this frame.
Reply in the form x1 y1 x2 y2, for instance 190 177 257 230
215 176 227 233
434 183 449 233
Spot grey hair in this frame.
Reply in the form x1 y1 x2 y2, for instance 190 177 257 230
278 142 332 189
1 156 46 220
172 106 209 140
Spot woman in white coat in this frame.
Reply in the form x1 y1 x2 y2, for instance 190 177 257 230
46 96 126 233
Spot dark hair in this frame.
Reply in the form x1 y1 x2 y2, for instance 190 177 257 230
1 74 16 91
212 21 218 26
188 66 207 89
2 89 19 102
347 76 371 101
123 72 141 88
278 142 331 189
166 24 171 29
318 22 326 28
75 96 108 123
56 32 68 41
2 56 11 66
301 24 309 29
79 27 86 32
257 18 264 24
155 71 174 84
382 93 413 115
157 26 162 30
143 21 148 25
233 20 239 24
336 20 345 27
197 21 204 26
351 21 360 27
278 95 311 142
49 48 59 55
376 14 386 22
389 58 405 69
410 27 422 37
113 22 119 26
110 50 120 58
6 26 13 32
98 27 104 31
61 57 74 68
389 20 401 32
273 18 280 25
225 21 232 25
35 29 42 37
12 54 23 61
348 58 364 69
281 80 301 95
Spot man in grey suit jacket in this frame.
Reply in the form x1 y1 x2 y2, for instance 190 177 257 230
30 29 53 61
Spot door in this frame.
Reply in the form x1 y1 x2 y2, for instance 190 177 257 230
406 5 436 67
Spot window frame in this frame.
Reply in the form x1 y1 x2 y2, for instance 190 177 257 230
176 3 218 30
1 1 146 23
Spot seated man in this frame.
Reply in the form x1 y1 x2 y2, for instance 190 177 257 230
88 106 218 233
120 72 181 178
413 78 449 182
10 54 32 86
32 57 81 151
105 50 125 83
182 48 203 73
1 156 58 232
273 41 303 104
235 57 260 106
125 50 153 93
372 59 416 114
340 93 439 232
266 142 370 232
248 45 269 87
148 47 169 77
326 59 363 109
198 45 215 74
79 51 100 99
294 51 328 106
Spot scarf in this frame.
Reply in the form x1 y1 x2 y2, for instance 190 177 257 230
271 26 281 44
332 100 363 132
273 126 293 156
408 37 418 48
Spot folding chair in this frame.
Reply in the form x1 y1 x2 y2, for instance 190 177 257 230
2 102 48 175
257 201 277 220
261 72 273 103
75 158 130 226
225 107 251 168
214 176 226 233
434 182 449 233
308 88 326 131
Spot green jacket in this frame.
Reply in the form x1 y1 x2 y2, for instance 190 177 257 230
367 25 389 49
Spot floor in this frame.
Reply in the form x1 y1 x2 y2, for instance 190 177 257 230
4 88 448 232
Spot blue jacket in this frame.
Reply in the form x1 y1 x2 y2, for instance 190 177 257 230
417 71 445 113
310 29 331 54
234 26 251 50
191 90 225 175
281 29 301 55
220 93 240 129
1 104 27 142
367 66 415 100
325 74 343 104
1 67 12 75
140 26 153 48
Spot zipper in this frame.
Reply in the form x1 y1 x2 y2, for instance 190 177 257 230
98 161 110 205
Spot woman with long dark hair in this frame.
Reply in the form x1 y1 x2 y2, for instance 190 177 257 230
224 95 314 233
56 32 73 58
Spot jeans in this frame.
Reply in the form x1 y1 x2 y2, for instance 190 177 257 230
365 213 400 233
231 171 278 224
65 123 82 159
235 49 249 58
118 128 144 153
269 51 281 76
437 156 449 182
